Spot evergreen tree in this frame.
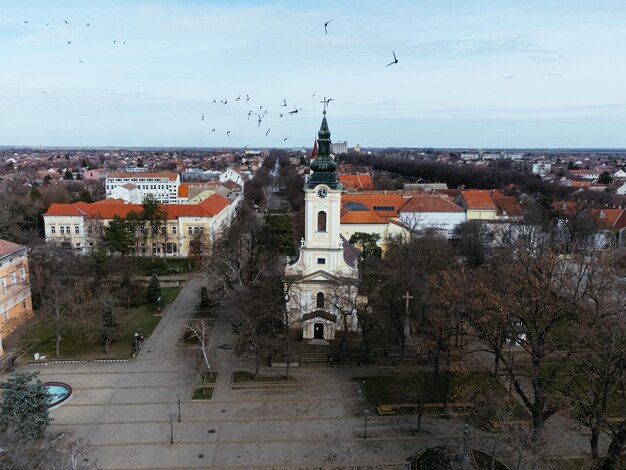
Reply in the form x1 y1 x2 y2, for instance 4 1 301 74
103 215 135 256
147 274 161 304
63 169 73 180
0 372 50 440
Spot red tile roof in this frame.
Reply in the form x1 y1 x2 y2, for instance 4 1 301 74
459 190 498 210
491 197 523 217
339 174 374 191
340 210 387 224
341 193 407 218
178 183 190 198
44 194 230 219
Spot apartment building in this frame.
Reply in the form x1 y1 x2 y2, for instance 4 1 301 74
105 172 181 204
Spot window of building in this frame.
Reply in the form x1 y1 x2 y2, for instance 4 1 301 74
88 226 93 235
19 267 26 282
373 205 395 211
316 292 325 308
188 226 193 235
172 226 177 234
51 226 56 234
1 277 6 295
75 226 80 234
60 226 65 235
10 272 16 289
317 211 327 232
166 243 178 254
317 258 326 264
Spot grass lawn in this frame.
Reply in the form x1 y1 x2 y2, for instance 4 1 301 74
232 371 295 383
192 387 214 400
29 286 182 360
356 372 454 404
201 372 218 384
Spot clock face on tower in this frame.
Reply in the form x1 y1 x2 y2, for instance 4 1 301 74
316 187 328 198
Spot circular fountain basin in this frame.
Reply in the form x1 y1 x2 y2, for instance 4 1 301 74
44 382 72 409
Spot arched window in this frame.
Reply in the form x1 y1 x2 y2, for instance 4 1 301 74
317 211 327 232
316 292 325 308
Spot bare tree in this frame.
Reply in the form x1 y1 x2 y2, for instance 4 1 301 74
185 320 214 392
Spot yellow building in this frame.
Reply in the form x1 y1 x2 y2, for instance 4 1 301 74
43 194 234 257
0 239 33 356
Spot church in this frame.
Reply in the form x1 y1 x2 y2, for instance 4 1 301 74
285 108 360 342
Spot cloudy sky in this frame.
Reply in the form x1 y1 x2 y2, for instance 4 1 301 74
1 0 625 148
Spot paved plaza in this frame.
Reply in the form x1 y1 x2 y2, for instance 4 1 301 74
21 277 594 469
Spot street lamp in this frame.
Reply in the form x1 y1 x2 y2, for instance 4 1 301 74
363 408 370 439
169 414 175 444
176 392 182 423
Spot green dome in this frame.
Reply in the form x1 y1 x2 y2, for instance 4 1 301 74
306 113 341 190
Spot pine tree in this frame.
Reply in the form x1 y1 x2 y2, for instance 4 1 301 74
147 274 161 304
0 372 50 439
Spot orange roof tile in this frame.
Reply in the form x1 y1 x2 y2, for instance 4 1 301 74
339 174 374 191
491 197 523 216
459 190 497 210
178 183 190 198
340 210 387 224
341 193 407 218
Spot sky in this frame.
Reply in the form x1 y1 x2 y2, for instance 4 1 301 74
1 0 626 149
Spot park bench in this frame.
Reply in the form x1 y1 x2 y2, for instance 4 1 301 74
376 402 474 416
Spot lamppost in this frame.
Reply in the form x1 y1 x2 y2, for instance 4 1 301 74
169 414 175 444
363 408 370 439
176 392 182 422
134 332 139 354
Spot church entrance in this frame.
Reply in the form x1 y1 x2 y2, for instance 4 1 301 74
313 323 324 339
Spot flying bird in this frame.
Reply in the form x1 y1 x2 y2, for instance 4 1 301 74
283 138 288 144
226 131 231 137
386 50 398 67
64 20 69 24
113 40 116 43
266 128 270 136
312 91 317 100
235 94 241 101
281 98 287 107
202 114 205 122
247 111 253 120
288 106 301 115
279 113 284 118
211 128 216 132
211 99 216 103
87 23 90 27
257 116 262 127
24 20 28 24
245 94 250 103
324 19 333 35
223 99 228 105
67 41 72 45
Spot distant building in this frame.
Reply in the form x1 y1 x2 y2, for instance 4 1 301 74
0 239 33 355
532 161 552 176
331 141 348 154
105 172 180 204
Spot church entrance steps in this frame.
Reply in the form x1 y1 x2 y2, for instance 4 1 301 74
372 348 387 357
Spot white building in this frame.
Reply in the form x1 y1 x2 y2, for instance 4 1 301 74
399 194 466 238
105 172 181 204
285 112 359 342
331 141 348 154
532 161 552 176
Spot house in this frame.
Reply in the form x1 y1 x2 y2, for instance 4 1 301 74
83 169 102 180
219 168 246 187
0 239 33 355
455 190 498 220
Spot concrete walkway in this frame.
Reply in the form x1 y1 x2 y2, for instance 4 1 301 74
24 275 595 469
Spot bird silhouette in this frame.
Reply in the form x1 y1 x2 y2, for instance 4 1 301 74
324 19 333 35
87 23 90 27
113 40 116 43
212 99 216 103
245 94 250 103
281 98 287 107
247 111 253 120
386 50 398 67
79 60 84 63
67 41 72 45
24 20 28 24
226 131 231 137
202 114 205 122
288 106 301 115
64 20 69 24
211 128 216 132
223 100 228 105
259 106 263 111
266 128 270 136
257 116 262 127
283 138 288 144
312 91 317 100
279 113 284 118
235 95 241 101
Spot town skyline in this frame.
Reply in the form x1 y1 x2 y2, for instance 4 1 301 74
2 0 626 148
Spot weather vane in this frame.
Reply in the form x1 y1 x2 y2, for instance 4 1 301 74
320 97 333 114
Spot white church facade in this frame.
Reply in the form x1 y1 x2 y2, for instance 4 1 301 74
285 109 360 342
